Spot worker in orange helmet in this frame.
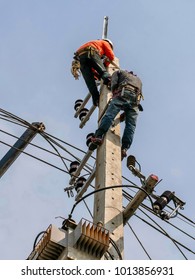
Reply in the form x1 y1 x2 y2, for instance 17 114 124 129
71 39 115 106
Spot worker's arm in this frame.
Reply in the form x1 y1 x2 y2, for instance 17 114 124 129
103 46 115 67
111 70 119 92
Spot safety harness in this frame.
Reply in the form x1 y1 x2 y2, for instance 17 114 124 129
112 70 144 111
71 46 100 80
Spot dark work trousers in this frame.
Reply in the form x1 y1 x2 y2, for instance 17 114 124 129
94 90 139 150
79 52 110 106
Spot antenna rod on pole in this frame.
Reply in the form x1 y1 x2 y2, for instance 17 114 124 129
102 16 109 39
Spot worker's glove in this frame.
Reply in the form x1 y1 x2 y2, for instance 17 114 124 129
107 80 111 90
71 59 81 80
138 104 143 111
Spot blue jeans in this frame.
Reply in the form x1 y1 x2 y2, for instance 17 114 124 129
95 90 139 150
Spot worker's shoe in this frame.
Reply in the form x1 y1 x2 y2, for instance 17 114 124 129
89 136 103 151
92 95 99 107
107 80 111 90
103 77 111 86
121 148 127 161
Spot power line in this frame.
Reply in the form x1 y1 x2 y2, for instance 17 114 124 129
135 212 194 257
126 221 152 260
0 140 70 175
0 127 93 174
1 107 194 260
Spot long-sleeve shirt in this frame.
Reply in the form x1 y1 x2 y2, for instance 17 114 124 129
77 40 114 67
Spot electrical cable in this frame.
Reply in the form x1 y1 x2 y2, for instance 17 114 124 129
109 237 123 260
0 128 93 176
83 200 93 219
105 250 114 260
69 184 154 218
135 212 194 257
136 208 189 259
40 132 69 173
43 130 95 158
0 141 70 174
0 116 29 129
0 108 31 127
33 231 47 250
39 131 94 172
126 221 152 260
0 108 95 171
1 107 194 259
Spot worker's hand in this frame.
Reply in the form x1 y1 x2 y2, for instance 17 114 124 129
138 104 144 111
120 112 126 122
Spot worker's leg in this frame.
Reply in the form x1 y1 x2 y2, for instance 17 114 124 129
94 98 122 137
79 55 100 106
90 53 111 85
122 105 139 150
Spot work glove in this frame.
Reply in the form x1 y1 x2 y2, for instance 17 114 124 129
71 59 81 80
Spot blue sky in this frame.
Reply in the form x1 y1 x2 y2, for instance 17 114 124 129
0 0 194 260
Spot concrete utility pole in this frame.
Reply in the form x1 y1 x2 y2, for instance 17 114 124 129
93 17 124 260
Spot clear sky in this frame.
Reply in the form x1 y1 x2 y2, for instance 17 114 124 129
0 0 195 260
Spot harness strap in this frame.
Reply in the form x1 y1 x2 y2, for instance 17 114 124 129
75 46 99 57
